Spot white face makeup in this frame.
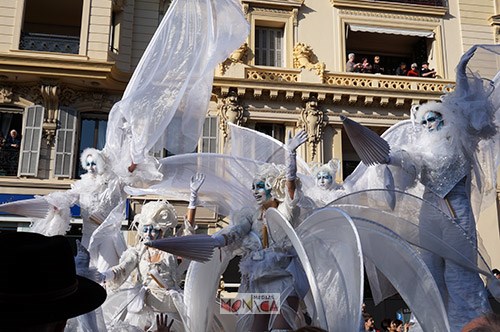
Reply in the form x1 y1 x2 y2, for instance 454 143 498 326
316 170 333 190
84 155 98 174
421 111 443 132
142 224 162 241
252 179 272 206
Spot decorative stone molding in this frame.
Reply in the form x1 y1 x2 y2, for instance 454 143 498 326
218 90 248 140
40 85 59 124
293 43 326 78
40 85 59 146
16 85 43 106
219 43 249 75
249 6 293 15
243 0 303 7
292 8 298 26
299 96 327 158
246 68 299 82
0 86 13 104
59 87 79 106
338 8 441 22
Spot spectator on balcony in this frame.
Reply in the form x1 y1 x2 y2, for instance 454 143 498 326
407 63 420 77
360 57 373 74
373 56 385 74
346 53 362 72
420 62 437 78
396 62 407 76
5 129 21 150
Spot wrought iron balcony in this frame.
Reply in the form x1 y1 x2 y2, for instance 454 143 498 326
19 32 80 54
373 0 445 6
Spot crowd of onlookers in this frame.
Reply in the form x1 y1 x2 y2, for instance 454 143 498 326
346 53 437 78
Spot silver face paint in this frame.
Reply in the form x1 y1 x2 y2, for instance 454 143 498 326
421 111 443 132
142 224 162 241
316 170 333 190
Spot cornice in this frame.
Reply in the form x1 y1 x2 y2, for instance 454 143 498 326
489 14 500 26
338 8 441 22
0 177 73 192
213 74 453 107
243 0 303 9
331 0 447 17
0 52 129 91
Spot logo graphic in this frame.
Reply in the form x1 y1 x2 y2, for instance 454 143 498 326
220 293 280 314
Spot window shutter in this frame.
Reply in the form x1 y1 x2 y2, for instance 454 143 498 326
200 116 218 153
54 107 77 177
19 105 44 176
255 27 283 67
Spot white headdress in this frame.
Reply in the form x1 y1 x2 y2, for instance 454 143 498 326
134 200 178 232
310 159 340 179
80 148 107 175
253 163 287 202
412 46 497 142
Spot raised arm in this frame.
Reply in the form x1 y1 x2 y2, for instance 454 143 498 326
285 130 308 199
185 172 205 233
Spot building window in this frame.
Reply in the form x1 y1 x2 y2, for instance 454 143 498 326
109 7 123 53
254 123 285 143
0 109 23 176
76 116 107 177
200 116 218 153
344 23 439 76
20 0 83 54
255 27 284 67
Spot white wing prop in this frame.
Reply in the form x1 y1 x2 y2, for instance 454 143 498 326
329 190 496 301
0 191 79 236
104 0 249 169
266 208 363 331
126 153 265 217
183 247 234 332
88 202 128 272
226 123 312 176
349 216 450 332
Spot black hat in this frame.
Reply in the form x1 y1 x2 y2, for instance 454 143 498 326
0 232 106 327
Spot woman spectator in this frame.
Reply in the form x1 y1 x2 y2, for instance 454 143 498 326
361 57 373 73
407 63 419 77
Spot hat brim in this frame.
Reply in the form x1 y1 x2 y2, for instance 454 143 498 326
2 275 106 327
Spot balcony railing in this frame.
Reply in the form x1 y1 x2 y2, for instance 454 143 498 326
0 149 19 177
19 32 80 54
323 72 453 93
244 67 453 94
373 0 445 6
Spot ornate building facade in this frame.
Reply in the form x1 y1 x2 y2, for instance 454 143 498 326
0 0 499 267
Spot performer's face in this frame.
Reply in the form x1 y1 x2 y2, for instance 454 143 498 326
252 180 272 205
84 155 98 174
316 171 333 190
421 111 443 132
142 224 162 241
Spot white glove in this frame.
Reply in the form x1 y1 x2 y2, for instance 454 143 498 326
212 234 226 248
188 172 205 209
96 269 115 284
285 130 307 181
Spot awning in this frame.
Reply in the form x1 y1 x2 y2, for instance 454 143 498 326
348 24 435 38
